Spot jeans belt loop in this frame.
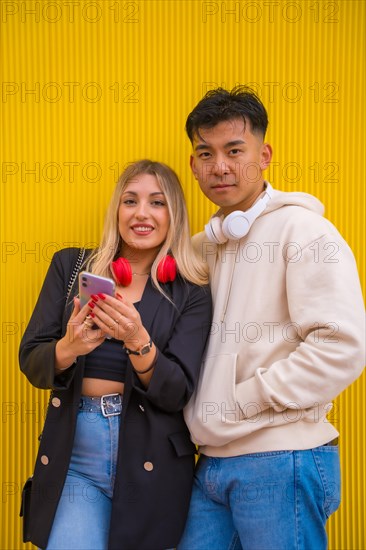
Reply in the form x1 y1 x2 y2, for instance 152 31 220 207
100 393 122 417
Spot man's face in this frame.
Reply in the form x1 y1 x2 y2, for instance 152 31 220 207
190 117 272 215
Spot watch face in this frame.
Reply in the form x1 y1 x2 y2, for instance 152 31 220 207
140 344 151 355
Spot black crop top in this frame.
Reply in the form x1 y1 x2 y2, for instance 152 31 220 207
83 302 140 383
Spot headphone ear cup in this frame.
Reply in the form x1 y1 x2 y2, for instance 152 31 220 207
205 216 228 244
157 255 177 283
111 257 132 287
222 211 251 240
206 184 273 242
111 255 177 286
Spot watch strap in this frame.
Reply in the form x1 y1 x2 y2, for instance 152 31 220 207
124 338 152 356
132 350 159 375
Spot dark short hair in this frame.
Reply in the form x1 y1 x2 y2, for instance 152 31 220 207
186 85 268 143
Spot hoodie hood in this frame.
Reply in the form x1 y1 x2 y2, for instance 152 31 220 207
263 185 325 217
205 184 326 324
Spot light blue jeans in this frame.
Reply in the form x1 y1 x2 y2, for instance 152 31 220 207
178 445 340 550
45 397 121 550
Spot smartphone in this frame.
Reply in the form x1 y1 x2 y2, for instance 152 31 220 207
78 271 116 308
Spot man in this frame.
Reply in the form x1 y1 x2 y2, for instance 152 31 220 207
179 87 365 550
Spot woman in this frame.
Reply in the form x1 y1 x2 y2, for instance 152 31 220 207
19 159 212 550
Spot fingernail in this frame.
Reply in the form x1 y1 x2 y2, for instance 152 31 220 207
88 301 95 308
90 312 95 318
116 293 123 299
91 294 99 301
98 293 106 299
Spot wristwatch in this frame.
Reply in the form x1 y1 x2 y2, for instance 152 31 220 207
124 338 153 356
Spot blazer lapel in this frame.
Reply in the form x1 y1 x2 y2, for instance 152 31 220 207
138 277 164 334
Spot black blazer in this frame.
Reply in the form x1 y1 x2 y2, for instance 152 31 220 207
19 248 212 549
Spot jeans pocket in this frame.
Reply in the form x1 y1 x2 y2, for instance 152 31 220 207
312 446 341 518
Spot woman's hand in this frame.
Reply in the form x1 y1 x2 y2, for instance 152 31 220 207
87 292 149 347
55 297 106 372
90 292 158 386
89 292 158 387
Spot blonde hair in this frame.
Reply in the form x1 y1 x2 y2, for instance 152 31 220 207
86 159 208 295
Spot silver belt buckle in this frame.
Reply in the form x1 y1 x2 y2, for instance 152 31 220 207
101 393 122 417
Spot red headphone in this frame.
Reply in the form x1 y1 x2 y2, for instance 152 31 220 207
111 255 177 286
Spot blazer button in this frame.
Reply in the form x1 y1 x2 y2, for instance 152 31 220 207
51 397 61 407
143 461 154 472
40 455 49 465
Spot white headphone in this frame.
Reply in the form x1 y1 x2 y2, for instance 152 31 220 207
205 182 274 244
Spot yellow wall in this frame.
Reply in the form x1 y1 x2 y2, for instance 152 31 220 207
1 1 365 548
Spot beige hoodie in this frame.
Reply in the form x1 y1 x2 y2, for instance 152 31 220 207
184 186 365 457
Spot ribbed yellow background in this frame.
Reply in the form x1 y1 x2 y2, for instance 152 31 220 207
1 1 365 548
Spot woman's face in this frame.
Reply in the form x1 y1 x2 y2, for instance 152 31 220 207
118 173 170 254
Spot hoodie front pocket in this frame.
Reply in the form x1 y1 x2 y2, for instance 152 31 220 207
184 353 256 446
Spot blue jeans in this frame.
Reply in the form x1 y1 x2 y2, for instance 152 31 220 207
45 397 121 550
178 445 341 550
